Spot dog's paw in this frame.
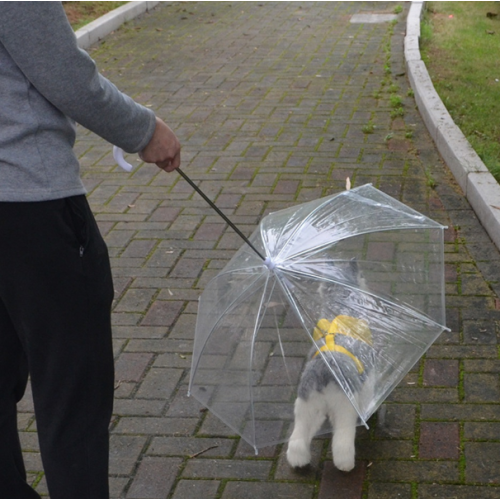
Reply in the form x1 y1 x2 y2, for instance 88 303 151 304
332 435 355 472
333 452 355 472
286 440 311 468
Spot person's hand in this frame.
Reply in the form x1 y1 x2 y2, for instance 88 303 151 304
139 117 181 172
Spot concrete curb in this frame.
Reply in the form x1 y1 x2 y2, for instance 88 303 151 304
405 1 500 250
75 1 161 50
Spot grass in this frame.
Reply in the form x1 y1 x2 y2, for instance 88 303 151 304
362 121 376 134
420 2 500 182
63 1 127 30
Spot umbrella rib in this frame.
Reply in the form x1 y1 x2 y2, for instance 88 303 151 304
273 195 341 262
248 271 276 453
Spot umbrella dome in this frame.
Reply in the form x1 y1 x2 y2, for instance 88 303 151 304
188 184 448 453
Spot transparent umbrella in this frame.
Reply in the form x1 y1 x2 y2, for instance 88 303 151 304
187 183 448 454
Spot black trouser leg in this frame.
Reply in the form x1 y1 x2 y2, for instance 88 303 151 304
0 196 114 499
0 300 40 499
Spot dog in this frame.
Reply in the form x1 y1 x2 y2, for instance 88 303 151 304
286 261 375 472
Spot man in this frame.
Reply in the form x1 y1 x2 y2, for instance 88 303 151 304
0 3 181 498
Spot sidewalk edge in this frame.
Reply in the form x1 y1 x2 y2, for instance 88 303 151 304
405 1 500 250
75 1 161 49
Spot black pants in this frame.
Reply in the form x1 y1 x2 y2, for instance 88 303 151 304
0 196 114 499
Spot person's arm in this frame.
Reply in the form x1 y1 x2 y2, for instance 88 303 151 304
0 2 160 156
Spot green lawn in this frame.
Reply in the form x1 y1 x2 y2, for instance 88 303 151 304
63 1 127 30
420 2 500 182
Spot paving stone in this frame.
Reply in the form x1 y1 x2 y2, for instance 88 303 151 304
113 398 166 417
115 288 157 313
367 482 413 499
182 459 272 480
141 300 184 327
419 422 460 460
423 359 459 387
421 403 500 422
113 416 198 436
223 481 314 499
374 404 416 439
318 461 366 499
147 436 234 458
120 239 157 259
369 460 459 483
463 373 500 403
135 367 184 400
109 435 148 475
465 442 500 484
172 480 221 499
420 484 500 499
464 421 500 440
126 457 182 498
356 439 414 460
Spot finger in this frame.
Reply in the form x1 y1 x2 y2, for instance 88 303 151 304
158 149 181 172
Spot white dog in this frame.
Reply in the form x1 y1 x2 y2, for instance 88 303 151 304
286 262 375 471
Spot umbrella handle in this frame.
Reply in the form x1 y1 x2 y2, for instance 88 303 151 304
113 146 134 172
112 147 267 262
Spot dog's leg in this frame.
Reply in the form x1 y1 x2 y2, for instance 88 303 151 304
327 386 358 472
286 392 326 468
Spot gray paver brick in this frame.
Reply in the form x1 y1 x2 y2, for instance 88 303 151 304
147 436 234 458
182 459 272 480
173 480 221 499
223 481 315 499
126 457 183 499
109 435 148 475
113 417 198 436
135 367 184 400
115 352 154 382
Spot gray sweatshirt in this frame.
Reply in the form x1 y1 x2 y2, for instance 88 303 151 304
0 2 156 201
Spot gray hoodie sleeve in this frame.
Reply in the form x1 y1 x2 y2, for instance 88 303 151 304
0 2 156 153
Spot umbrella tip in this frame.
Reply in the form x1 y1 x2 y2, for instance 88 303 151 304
264 257 276 271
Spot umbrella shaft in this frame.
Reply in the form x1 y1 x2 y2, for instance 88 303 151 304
177 168 265 261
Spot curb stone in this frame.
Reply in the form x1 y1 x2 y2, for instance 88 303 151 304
75 1 161 50
405 1 500 250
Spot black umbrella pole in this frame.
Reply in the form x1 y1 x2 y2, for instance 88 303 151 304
176 168 266 261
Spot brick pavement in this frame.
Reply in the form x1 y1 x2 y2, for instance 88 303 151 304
19 2 500 498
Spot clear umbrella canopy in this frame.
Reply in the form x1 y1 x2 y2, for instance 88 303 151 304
188 184 448 453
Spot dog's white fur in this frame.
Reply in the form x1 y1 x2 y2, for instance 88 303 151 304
286 372 374 471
